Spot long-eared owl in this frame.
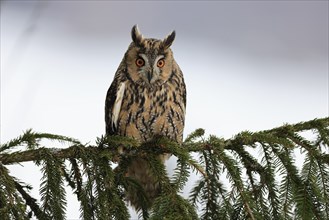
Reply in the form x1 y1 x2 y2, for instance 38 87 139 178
105 25 186 209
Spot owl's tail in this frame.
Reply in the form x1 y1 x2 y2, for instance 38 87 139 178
124 154 169 210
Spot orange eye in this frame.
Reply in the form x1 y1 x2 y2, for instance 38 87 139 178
135 58 145 67
157 59 165 68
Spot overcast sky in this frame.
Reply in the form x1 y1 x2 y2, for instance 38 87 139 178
1 1 328 219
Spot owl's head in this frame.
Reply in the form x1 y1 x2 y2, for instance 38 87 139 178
124 25 176 87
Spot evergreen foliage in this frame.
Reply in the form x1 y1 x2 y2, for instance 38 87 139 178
0 117 328 219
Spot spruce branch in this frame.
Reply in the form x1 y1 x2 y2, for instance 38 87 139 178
0 129 81 153
39 150 67 219
0 164 27 219
1 118 327 166
14 180 49 220
0 117 328 219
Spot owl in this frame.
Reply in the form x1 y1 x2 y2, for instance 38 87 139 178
105 25 186 209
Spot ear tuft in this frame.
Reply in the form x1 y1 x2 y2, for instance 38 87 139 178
131 25 143 46
162 30 176 49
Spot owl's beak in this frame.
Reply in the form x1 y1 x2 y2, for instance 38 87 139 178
146 71 153 83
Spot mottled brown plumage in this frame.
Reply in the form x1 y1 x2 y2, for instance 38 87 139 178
105 25 186 209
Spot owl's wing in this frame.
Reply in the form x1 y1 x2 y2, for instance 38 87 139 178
105 72 126 135
176 63 187 115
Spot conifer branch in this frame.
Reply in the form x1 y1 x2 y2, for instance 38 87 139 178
14 180 49 220
1 118 327 165
0 117 328 219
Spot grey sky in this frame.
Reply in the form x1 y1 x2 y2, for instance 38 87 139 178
1 1 328 218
